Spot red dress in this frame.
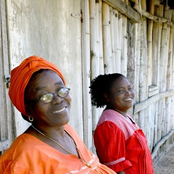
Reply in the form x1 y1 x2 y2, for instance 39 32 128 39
94 109 154 174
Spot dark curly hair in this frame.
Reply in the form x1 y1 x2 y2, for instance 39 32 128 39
89 73 126 108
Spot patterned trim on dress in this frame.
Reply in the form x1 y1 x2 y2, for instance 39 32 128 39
65 154 100 174
104 157 125 166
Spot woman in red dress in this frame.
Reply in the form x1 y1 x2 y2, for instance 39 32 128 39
90 73 154 174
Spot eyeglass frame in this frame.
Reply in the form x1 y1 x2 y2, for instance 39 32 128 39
25 87 70 103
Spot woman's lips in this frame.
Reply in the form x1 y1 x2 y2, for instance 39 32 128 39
52 106 67 113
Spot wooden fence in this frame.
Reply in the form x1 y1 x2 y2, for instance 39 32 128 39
82 0 174 163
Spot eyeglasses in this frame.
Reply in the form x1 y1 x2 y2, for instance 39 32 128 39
26 87 70 103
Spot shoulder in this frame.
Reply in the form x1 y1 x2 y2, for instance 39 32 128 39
0 134 40 173
98 109 124 126
0 133 59 164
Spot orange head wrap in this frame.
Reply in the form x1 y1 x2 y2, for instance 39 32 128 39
9 55 66 116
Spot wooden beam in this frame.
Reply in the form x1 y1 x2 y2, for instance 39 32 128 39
152 129 174 160
133 4 174 26
103 0 141 22
134 90 174 114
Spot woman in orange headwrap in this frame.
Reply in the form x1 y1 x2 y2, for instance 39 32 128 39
0 56 116 174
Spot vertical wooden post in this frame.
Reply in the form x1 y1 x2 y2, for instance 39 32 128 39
121 15 127 76
81 0 92 149
102 2 112 73
99 0 104 75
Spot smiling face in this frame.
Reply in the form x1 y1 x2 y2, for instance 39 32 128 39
25 70 71 128
106 76 135 114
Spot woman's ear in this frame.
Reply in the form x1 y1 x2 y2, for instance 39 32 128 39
103 93 110 102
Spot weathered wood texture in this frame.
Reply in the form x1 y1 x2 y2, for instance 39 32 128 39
86 0 174 163
0 0 14 155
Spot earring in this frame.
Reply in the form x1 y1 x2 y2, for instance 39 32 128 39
28 116 34 122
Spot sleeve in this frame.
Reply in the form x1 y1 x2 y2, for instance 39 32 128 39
94 121 132 172
0 161 33 174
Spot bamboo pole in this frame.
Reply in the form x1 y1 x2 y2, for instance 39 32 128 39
147 0 154 86
89 0 100 134
152 5 163 87
139 17 147 101
112 9 117 72
121 15 127 76
126 20 136 100
141 0 146 11
81 0 92 149
110 6 114 72
170 97 174 130
160 6 171 92
149 105 154 150
172 27 174 89
134 23 140 103
159 23 169 92
166 97 171 132
166 27 173 90
117 12 123 73
99 0 104 74
153 102 158 148
157 100 162 142
102 2 112 73
90 0 99 79
114 10 121 73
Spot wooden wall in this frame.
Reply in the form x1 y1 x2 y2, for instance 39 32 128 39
0 0 14 155
82 0 174 163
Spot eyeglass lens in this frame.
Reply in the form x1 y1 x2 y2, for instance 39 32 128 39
40 87 70 103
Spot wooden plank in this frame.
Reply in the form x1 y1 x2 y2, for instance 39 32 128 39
149 85 159 92
133 4 174 26
103 0 140 22
148 89 159 97
134 90 174 114
152 129 174 160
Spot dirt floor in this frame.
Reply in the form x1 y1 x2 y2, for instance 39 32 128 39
153 147 174 174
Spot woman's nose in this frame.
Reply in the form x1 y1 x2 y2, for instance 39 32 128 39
125 90 130 95
52 93 63 104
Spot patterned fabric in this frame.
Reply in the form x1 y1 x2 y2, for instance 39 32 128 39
94 109 154 174
0 124 116 174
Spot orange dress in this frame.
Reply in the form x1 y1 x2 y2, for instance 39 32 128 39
0 124 116 174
